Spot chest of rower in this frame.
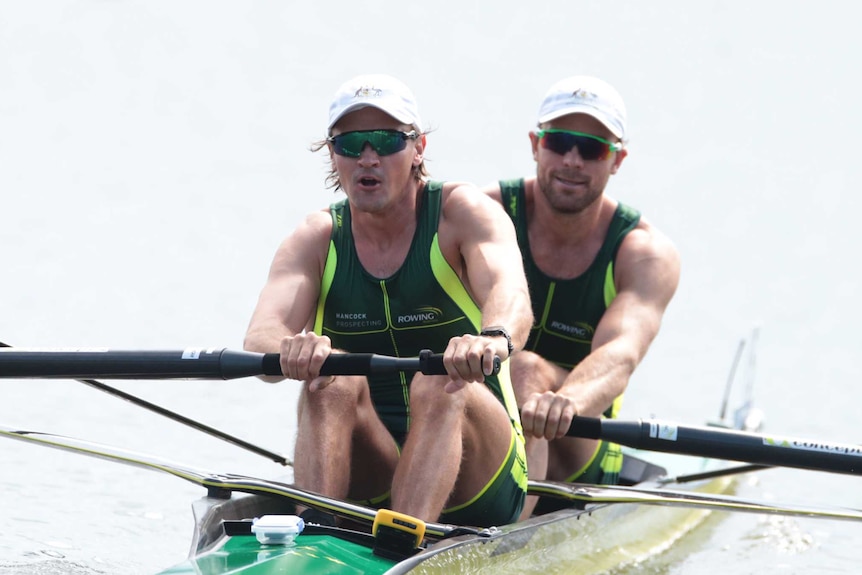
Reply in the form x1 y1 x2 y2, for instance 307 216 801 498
528 233 605 281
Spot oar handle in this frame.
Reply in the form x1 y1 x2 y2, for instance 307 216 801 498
565 415 603 439
262 350 446 376
262 350 501 377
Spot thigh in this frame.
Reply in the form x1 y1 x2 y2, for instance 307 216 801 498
440 428 526 526
462 385 522 493
299 374 401 502
411 376 519 504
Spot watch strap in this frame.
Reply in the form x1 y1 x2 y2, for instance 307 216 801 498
480 326 514 356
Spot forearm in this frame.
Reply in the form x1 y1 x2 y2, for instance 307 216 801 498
481 282 533 352
243 292 315 383
243 321 296 354
561 340 638 417
244 268 321 355
564 283 671 416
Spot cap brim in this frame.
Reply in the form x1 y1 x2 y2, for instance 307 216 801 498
537 106 624 139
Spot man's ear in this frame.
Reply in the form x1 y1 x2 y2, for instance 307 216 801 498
413 133 427 167
610 148 628 174
529 131 540 162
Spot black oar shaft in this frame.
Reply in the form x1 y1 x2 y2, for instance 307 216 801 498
668 463 770 484
0 348 236 379
568 416 862 476
0 341 291 465
0 348 467 379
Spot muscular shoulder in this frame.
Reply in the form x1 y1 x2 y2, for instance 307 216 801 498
289 209 333 248
435 181 517 263
270 208 333 273
616 216 681 290
439 181 510 230
624 217 678 259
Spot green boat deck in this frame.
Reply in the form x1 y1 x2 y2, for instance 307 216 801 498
160 531 396 575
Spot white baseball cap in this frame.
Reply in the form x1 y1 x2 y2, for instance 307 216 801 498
536 76 627 141
327 74 423 134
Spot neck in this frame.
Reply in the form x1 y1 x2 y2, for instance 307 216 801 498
349 180 424 278
522 178 616 279
527 179 609 246
351 180 423 245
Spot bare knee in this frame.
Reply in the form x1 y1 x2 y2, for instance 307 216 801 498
299 375 366 419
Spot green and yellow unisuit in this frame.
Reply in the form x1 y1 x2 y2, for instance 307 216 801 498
313 180 527 526
500 178 641 486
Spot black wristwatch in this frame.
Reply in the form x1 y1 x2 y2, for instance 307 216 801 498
480 326 514 356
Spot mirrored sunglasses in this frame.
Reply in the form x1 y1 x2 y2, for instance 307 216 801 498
537 129 622 161
328 130 419 158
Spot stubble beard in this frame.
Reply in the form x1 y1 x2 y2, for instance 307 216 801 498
349 190 389 215
537 170 603 215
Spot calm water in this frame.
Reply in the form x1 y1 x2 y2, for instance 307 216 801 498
3 2 862 573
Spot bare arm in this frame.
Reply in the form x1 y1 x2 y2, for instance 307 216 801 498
523 221 681 438
243 209 333 381
438 183 534 385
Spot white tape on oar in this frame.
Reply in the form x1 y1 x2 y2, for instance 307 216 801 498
181 348 220 359
648 421 679 441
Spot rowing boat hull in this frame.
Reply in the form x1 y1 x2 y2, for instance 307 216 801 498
401 476 734 574
157 451 735 574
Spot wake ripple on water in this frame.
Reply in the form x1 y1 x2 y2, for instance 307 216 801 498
744 515 817 555
0 558 106 575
